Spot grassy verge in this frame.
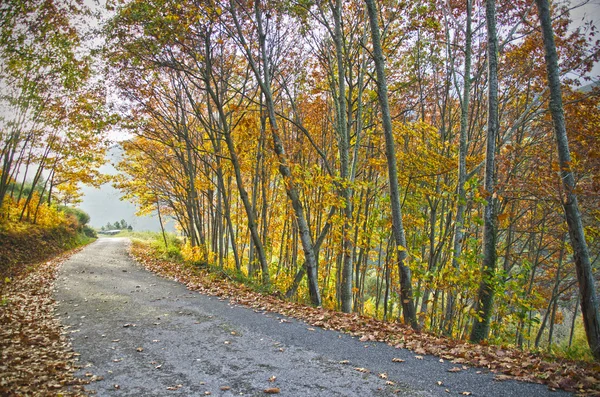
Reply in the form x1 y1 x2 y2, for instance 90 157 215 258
0 224 95 283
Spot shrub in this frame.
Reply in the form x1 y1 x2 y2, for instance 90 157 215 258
58 206 90 228
82 225 97 238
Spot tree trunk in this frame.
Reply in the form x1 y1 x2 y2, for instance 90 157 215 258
535 0 600 361
470 0 499 343
365 0 418 329
228 0 321 305
332 0 354 314
445 0 473 336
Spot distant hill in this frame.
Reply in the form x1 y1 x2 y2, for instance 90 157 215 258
579 81 599 93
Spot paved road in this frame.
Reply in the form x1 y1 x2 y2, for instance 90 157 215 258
54 238 569 396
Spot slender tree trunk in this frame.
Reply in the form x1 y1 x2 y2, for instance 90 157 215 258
570 294 580 348
365 0 418 329
229 0 321 304
157 197 169 249
535 0 600 361
470 0 499 343
445 0 473 336
332 0 354 314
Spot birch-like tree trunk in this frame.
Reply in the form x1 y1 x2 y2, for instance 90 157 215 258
332 0 354 314
228 0 321 305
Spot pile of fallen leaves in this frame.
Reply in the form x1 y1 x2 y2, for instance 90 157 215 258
131 242 600 396
0 250 89 396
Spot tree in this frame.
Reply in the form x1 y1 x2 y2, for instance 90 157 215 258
534 0 600 361
365 0 418 329
470 0 500 343
227 0 321 304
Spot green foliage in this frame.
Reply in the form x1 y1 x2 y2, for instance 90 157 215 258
58 206 91 227
553 319 595 362
82 225 97 238
102 219 132 231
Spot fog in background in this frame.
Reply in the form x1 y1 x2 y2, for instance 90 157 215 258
77 145 174 232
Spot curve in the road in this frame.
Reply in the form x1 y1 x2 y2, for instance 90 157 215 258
54 238 570 397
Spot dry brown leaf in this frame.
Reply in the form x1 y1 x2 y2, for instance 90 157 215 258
129 242 600 397
264 387 281 394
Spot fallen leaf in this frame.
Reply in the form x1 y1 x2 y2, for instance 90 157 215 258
415 355 424 360
136 347 144 352
264 387 280 394
392 358 405 363
220 386 231 390
448 367 462 373
269 376 277 382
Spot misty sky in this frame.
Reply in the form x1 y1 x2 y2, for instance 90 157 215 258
76 145 174 232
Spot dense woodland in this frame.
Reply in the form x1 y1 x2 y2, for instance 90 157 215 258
1 0 599 359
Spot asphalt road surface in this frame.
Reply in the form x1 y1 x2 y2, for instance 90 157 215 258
54 238 570 396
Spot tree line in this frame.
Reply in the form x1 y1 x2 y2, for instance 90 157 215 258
0 0 111 225
98 0 599 358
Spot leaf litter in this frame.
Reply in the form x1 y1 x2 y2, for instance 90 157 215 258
0 249 91 396
131 242 600 396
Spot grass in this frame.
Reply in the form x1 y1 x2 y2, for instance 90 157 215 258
129 232 276 295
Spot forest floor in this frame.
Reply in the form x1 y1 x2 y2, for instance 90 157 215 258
44 237 598 396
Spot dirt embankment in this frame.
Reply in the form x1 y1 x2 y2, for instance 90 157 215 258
0 224 85 281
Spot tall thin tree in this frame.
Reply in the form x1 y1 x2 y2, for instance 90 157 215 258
470 0 499 343
365 0 418 329
535 0 600 360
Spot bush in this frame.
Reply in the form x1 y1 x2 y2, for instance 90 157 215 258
82 225 97 238
165 245 183 261
58 206 90 228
